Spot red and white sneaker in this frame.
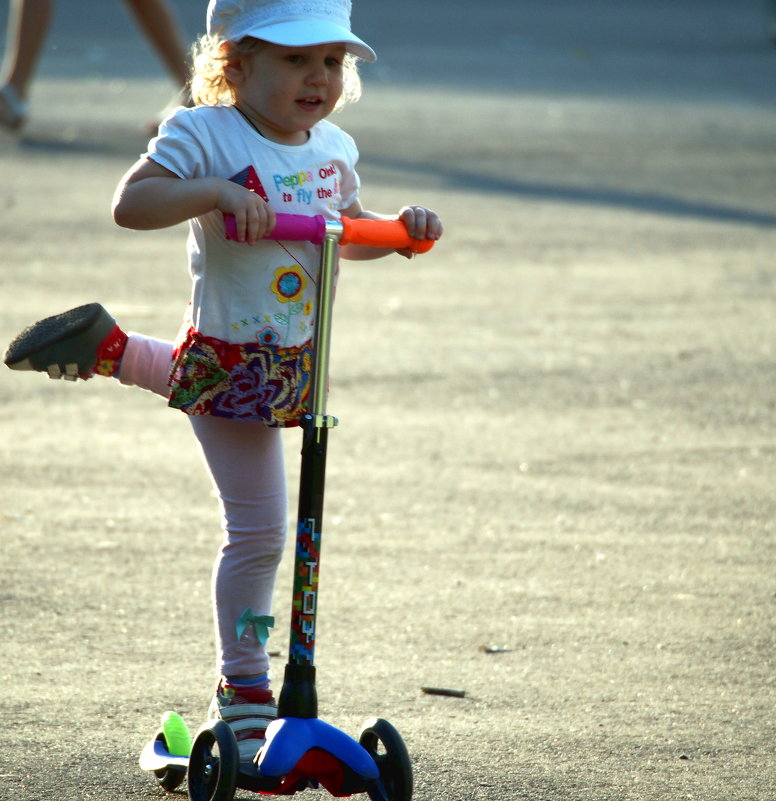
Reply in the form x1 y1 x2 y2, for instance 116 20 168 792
208 678 277 763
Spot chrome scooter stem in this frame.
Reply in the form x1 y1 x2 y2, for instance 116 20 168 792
308 220 344 422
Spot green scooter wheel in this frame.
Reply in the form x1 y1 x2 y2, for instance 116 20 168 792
153 711 192 792
152 729 187 792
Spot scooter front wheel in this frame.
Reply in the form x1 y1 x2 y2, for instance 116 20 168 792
358 717 413 801
187 720 239 801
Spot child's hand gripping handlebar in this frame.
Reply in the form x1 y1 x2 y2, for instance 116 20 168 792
225 212 436 254
337 216 435 254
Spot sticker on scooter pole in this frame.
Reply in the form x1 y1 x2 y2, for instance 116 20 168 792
290 517 320 662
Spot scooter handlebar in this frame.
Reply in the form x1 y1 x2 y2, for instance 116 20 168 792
224 212 435 254
340 216 435 254
224 212 327 244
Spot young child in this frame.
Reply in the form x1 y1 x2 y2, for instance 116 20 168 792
4 0 442 764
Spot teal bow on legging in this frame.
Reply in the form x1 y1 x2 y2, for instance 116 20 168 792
236 608 275 645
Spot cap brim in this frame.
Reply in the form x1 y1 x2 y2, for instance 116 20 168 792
233 19 376 62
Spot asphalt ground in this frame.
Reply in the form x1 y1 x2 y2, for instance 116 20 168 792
1 1 775 799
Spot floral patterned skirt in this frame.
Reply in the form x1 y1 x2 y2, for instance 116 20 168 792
168 326 312 427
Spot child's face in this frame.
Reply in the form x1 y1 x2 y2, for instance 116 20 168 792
232 42 347 145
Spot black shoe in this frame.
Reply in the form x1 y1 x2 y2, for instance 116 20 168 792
4 303 118 380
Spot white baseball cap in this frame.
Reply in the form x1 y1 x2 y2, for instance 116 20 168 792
206 0 377 62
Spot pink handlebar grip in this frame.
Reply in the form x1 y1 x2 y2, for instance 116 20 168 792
224 213 327 243
268 213 327 243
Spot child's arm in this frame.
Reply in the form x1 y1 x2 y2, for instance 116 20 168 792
112 157 275 243
339 200 443 260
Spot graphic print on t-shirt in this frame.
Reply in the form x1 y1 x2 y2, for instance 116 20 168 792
271 162 341 211
226 162 343 347
228 164 270 201
228 162 341 212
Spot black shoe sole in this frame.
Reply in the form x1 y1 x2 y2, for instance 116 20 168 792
3 302 113 371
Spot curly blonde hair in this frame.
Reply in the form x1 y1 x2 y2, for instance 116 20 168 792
190 35 363 110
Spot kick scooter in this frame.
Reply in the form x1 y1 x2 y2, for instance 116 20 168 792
139 213 435 801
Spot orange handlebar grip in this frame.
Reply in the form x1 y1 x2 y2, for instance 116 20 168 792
339 217 435 254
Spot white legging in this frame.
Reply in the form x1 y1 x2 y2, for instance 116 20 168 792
119 332 288 678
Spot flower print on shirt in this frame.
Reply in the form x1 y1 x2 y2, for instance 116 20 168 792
270 264 313 344
271 264 307 304
256 326 280 346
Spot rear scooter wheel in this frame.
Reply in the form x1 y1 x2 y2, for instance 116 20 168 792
187 720 239 801
358 717 413 801
152 730 187 791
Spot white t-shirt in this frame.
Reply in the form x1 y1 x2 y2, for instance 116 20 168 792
145 105 360 346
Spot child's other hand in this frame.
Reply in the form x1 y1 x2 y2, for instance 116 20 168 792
397 205 443 258
218 182 276 244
